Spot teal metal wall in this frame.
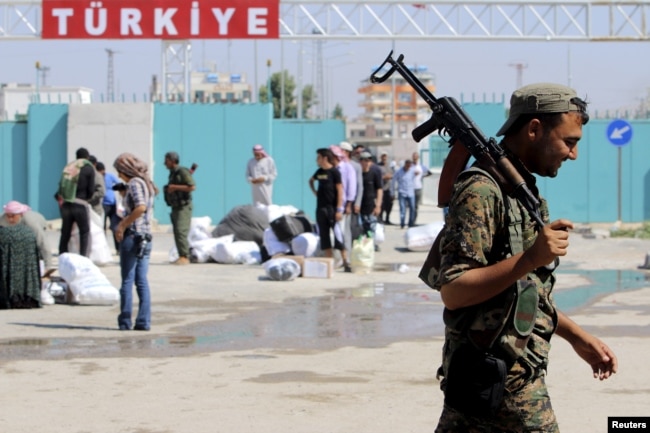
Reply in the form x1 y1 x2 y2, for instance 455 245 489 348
152 104 345 224
26 105 69 219
0 105 68 220
425 100 650 223
426 96 506 167
272 119 346 217
3 101 649 224
0 121 28 205
539 119 650 222
152 103 275 224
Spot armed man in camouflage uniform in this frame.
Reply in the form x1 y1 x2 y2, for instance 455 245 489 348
434 84 618 432
163 151 195 265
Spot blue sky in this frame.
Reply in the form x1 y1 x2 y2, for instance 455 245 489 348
1 37 648 122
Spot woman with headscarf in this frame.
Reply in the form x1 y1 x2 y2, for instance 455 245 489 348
0 201 41 309
113 153 157 331
246 144 277 206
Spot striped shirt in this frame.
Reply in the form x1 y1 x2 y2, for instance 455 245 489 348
124 177 152 234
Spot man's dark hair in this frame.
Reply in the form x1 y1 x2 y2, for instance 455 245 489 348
76 147 90 159
504 97 590 137
96 161 105 171
88 155 97 165
165 151 180 164
316 148 335 165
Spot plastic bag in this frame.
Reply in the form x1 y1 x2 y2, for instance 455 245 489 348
374 223 385 244
351 235 375 274
263 258 301 281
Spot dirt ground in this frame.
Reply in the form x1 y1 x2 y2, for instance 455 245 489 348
1 203 649 433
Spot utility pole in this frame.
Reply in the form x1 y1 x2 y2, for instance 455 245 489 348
106 48 118 102
37 63 50 86
508 61 528 89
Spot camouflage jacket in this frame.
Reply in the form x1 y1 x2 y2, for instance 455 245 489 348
437 164 558 387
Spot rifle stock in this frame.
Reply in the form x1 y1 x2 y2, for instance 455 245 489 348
438 141 470 208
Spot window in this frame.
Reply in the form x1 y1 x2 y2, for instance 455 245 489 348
398 92 412 103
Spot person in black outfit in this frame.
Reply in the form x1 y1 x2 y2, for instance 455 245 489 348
377 152 394 224
308 148 350 272
57 147 95 257
359 152 383 251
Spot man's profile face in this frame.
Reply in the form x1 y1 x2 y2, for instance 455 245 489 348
254 151 264 161
531 112 582 178
164 157 173 169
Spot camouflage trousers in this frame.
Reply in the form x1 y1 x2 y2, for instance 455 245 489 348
435 370 559 433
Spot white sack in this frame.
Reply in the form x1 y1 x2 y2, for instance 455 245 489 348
68 273 119 305
214 241 261 264
69 209 112 266
290 232 320 257
404 221 445 252
263 228 292 256
58 252 102 282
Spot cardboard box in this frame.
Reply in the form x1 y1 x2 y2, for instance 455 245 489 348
302 257 334 279
273 255 305 276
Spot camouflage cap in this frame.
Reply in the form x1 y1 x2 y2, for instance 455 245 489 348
496 83 582 136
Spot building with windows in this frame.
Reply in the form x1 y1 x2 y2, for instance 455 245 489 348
348 65 436 142
0 83 92 121
190 70 253 103
152 69 253 103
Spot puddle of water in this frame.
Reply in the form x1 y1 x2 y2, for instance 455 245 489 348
1 269 648 359
554 269 649 312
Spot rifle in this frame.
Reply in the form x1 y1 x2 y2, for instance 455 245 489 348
370 51 545 229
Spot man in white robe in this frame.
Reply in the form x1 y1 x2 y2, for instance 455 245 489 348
246 144 277 206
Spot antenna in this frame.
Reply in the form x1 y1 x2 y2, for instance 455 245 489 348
508 61 528 89
106 48 119 102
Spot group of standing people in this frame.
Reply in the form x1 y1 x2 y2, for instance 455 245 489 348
383 151 432 229
309 142 384 271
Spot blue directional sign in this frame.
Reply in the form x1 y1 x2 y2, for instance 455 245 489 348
606 119 633 146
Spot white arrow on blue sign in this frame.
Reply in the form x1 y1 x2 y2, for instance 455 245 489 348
606 119 633 146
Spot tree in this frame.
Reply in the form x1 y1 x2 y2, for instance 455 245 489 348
259 70 296 118
301 84 315 119
331 103 344 120
258 71 316 119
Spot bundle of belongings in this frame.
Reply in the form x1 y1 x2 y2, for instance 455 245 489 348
41 253 119 305
168 205 320 270
168 214 261 265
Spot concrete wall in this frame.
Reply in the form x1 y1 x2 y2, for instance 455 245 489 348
67 103 154 177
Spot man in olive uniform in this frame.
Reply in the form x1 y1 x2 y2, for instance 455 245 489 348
433 83 617 432
163 151 195 265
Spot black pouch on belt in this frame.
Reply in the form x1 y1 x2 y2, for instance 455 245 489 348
444 344 507 418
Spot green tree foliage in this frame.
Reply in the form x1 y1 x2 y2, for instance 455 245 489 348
258 71 316 119
331 103 344 120
301 84 315 119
